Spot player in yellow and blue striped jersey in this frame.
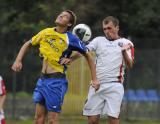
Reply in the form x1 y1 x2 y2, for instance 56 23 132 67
11 10 99 124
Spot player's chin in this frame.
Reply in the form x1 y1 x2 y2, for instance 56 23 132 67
55 20 60 24
55 20 60 25
107 36 115 41
106 36 112 41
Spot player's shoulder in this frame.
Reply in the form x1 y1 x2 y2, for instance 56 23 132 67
42 27 56 33
91 36 107 43
67 31 77 37
119 37 134 45
92 36 106 41
66 31 80 41
41 28 54 33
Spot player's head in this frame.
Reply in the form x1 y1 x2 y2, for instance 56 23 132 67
55 10 76 31
102 16 120 40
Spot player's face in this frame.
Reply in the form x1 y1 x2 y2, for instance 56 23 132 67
55 11 72 28
103 21 119 40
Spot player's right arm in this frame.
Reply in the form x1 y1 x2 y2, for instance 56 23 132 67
12 29 45 72
11 40 32 72
121 42 134 69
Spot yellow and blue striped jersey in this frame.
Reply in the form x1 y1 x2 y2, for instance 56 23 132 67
31 28 87 73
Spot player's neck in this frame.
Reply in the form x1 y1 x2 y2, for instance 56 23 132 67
114 35 121 40
55 26 67 33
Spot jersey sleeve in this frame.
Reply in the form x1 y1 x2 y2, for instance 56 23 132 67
67 33 88 54
61 49 72 58
86 37 98 51
31 29 46 46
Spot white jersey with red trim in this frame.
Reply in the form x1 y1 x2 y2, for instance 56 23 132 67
0 76 6 95
86 36 134 83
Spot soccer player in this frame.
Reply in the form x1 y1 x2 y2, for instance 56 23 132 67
11 10 99 124
63 16 134 124
0 75 6 124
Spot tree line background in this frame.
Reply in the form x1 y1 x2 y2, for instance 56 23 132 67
0 0 160 92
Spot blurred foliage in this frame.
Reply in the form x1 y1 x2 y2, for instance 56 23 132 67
0 0 160 92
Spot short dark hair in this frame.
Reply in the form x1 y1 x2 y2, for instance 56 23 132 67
103 16 119 27
65 10 77 30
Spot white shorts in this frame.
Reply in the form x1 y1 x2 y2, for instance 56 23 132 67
83 82 124 118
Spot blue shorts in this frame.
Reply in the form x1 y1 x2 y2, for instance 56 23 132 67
33 76 68 113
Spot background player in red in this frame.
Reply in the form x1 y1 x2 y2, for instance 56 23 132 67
0 75 6 124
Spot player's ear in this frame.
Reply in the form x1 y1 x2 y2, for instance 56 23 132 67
116 25 119 32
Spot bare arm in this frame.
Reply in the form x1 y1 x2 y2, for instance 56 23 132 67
70 52 82 61
122 51 133 69
11 40 32 72
60 52 99 90
83 52 100 90
121 43 134 69
60 51 98 81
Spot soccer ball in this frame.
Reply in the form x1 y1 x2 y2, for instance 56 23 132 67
72 24 92 42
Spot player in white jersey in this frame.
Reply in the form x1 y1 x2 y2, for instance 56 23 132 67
0 76 6 124
61 16 134 124
84 16 134 124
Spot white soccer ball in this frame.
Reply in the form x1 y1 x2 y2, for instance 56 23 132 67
72 24 92 42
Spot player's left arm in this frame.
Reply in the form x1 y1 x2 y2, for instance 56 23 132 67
61 51 100 90
82 52 100 91
121 43 134 69
66 34 100 90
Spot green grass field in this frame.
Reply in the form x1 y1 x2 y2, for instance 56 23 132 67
6 118 160 124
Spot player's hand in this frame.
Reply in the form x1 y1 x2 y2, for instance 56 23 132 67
60 58 72 65
91 80 100 91
121 43 132 51
11 60 23 72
